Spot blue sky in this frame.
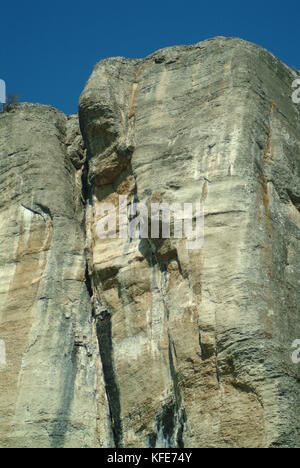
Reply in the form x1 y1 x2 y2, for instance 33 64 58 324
1 0 299 114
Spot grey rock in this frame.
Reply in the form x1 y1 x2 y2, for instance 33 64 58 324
0 104 111 448
0 37 299 448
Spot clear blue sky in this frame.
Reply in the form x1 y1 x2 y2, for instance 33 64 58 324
1 0 299 115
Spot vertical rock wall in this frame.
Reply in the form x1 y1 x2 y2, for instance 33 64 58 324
0 37 299 447
79 37 300 448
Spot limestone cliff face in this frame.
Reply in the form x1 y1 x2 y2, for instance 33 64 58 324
0 106 111 447
0 37 300 448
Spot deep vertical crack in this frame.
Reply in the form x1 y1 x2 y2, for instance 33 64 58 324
95 314 122 447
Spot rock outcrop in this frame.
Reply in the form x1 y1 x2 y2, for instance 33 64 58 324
0 37 300 448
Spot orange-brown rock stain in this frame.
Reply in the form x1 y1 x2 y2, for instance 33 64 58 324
128 65 143 120
264 102 275 163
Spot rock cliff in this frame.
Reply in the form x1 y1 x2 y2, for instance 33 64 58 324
0 37 299 448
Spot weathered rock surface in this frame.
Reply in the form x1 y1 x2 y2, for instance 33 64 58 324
0 37 300 447
0 105 112 447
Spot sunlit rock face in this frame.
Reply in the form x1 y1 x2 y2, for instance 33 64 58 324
0 37 300 448
0 105 112 448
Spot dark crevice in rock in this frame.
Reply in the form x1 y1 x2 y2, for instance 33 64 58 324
81 153 121 447
84 262 93 298
147 432 158 448
157 337 186 448
287 189 300 212
21 202 52 222
169 341 183 402
156 400 177 446
79 135 119 446
95 314 122 448
81 150 92 207
35 202 53 221
176 411 186 448
79 96 129 447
